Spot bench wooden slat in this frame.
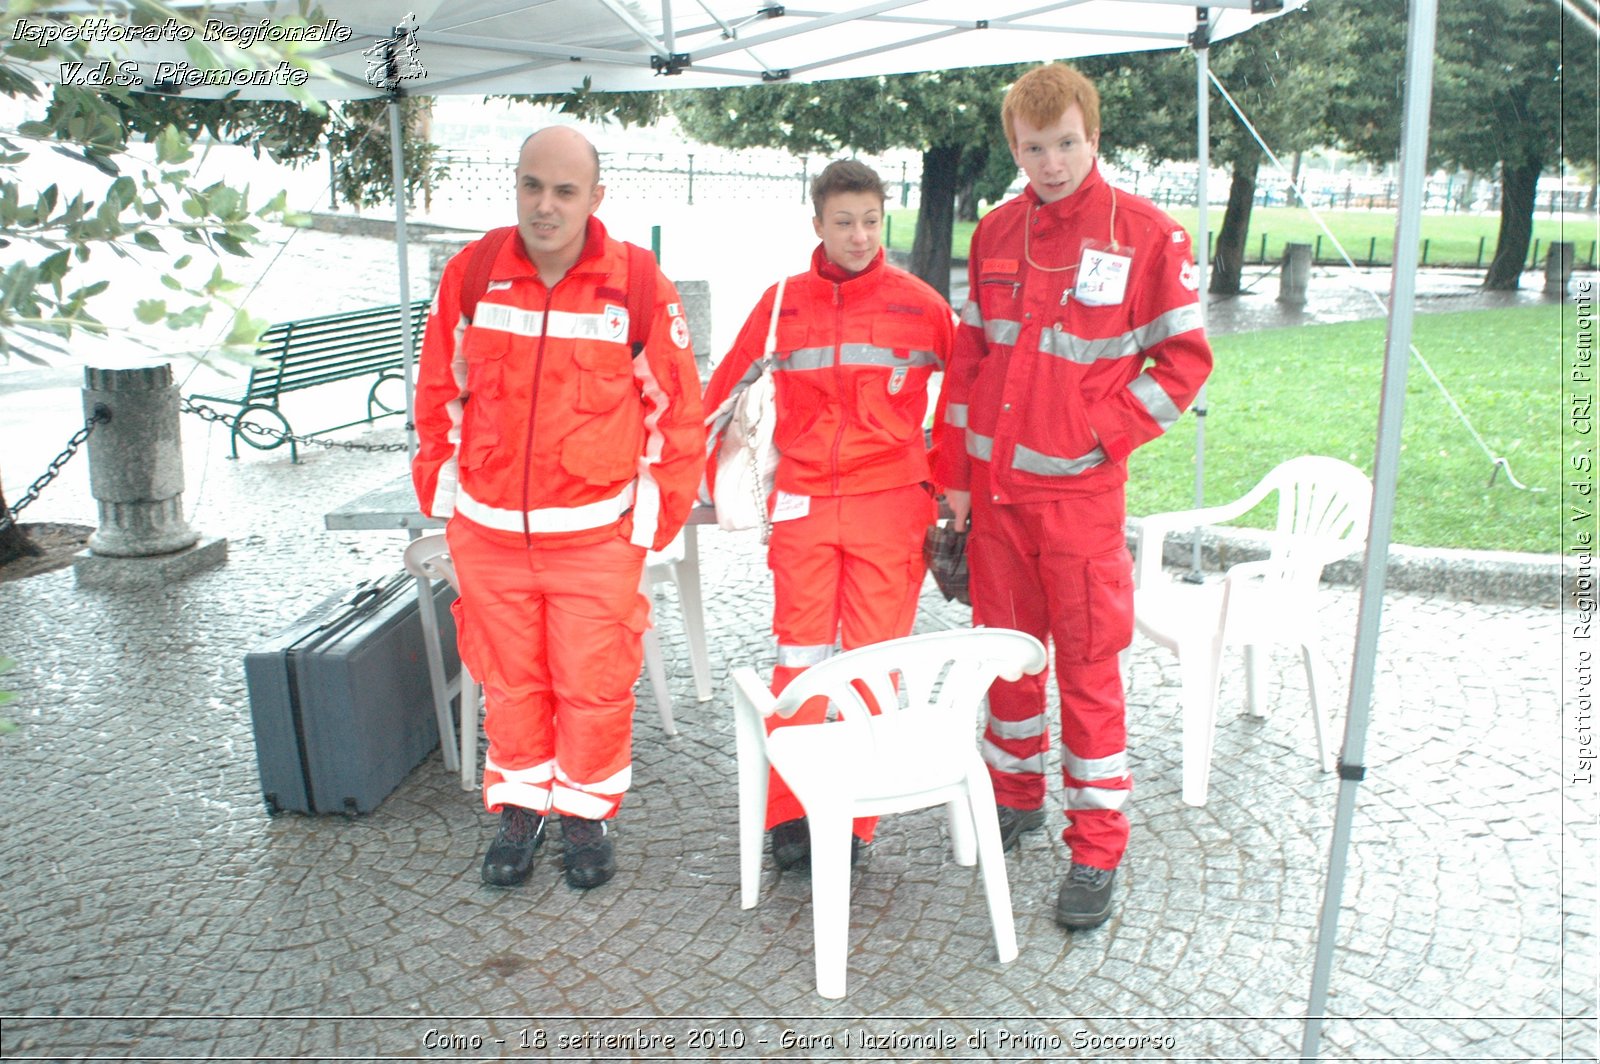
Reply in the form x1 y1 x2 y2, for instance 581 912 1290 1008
190 299 430 460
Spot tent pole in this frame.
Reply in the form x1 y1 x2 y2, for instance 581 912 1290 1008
1188 8 1211 579
1300 0 1438 1058
389 93 417 462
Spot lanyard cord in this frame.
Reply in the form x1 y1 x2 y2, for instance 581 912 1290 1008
1022 185 1119 273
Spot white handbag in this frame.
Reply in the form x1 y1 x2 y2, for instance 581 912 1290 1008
707 276 785 540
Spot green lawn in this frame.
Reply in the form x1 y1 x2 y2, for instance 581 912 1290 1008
886 206 1598 271
1122 303 1570 554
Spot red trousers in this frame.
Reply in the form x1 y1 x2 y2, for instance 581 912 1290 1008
967 472 1135 870
446 519 649 821
765 483 936 841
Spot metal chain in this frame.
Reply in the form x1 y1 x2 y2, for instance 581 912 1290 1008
0 406 111 535
179 397 409 454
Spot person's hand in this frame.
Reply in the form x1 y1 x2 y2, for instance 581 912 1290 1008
944 488 972 531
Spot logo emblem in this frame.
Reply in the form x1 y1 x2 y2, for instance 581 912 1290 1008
604 304 628 342
1179 261 1199 291
887 366 908 395
364 13 426 87
670 315 691 350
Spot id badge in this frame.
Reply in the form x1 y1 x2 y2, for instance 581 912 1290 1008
1074 240 1134 307
771 490 811 523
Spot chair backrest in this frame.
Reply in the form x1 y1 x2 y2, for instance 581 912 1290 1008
402 533 461 593
1255 456 1372 588
768 628 1048 735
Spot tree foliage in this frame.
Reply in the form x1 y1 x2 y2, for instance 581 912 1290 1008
1082 3 1355 294
0 0 323 561
0 0 330 366
671 67 1026 299
1330 0 1598 289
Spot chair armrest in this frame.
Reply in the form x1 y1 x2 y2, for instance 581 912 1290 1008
1134 501 1250 589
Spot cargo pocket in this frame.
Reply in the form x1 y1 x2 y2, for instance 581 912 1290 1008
460 329 511 471
573 341 634 413
450 596 494 688
1057 548 1135 665
589 592 651 701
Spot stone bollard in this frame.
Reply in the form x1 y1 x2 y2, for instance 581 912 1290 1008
74 364 226 587
1546 241 1575 298
1278 242 1313 307
676 280 713 382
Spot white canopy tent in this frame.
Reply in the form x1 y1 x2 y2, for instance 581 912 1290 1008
35 2 1440 1056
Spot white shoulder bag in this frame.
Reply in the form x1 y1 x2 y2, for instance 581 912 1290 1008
706 276 785 540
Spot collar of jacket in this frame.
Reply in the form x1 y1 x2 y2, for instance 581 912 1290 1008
490 215 613 283
803 243 886 296
1023 160 1109 231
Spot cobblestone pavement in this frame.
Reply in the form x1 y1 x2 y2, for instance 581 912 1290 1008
0 232 1593 1062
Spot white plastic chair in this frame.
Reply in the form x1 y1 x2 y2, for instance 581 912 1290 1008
731 627 1048 1000
404 532 683 791
1132 456 1373 807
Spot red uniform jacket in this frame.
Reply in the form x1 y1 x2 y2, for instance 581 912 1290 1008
934 163 1213 502
413 218 706 551
704 246 955 499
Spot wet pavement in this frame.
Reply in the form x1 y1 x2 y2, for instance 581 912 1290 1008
0 229 1592 1062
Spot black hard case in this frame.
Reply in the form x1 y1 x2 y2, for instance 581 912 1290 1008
244 571 459 815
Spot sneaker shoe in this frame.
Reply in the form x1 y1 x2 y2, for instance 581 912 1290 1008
561 815 616 890
480 805 546 887
1055 862 1116 929
771 818 811 870
996 804 1046 852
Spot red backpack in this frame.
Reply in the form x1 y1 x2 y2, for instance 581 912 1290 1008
458 226 658 356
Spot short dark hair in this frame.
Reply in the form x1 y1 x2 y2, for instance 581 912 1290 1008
809 159 887 217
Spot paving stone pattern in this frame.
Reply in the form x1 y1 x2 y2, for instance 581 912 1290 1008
0 233 1592 1062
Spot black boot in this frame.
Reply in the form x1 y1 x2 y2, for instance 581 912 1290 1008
481 805 546 887
771 818 811 870
561 815 616 890
1055 862 1117 929
996 804 1045 852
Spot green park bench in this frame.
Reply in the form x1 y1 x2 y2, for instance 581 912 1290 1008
190 300 429 462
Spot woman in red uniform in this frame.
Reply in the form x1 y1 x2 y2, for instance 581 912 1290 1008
703 160 955 870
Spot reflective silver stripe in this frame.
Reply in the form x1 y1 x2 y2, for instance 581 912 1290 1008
456 481 635 535
945 402 968 429
1065 786 1131 812
985 319 1021 346
474 303 632 343
429 310 470 518
960 300 985 327
983 738 1046 775
989 714 1047 741
1037 303 1205 365
1128 372 1182 431
966 429 994 462
774 344 938 371
776 643 834 668
1012 442 1106 477
1063 747 1130 781
630 339 674 549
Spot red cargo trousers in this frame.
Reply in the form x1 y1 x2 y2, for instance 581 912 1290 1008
967 474 1135 870
765 483 936 842
446 518 649 822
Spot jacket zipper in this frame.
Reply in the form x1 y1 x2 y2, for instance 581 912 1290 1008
829 281 846 495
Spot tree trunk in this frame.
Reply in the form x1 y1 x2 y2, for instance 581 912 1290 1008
1209 154 1260 296
1483 158 1540 290
910 143 961 302
0 479 40 568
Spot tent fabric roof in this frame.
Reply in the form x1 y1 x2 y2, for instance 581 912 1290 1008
46 0 1301 100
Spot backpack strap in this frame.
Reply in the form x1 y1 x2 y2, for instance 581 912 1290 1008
462 230 658 361
624 240 656 358
459 226 516 323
